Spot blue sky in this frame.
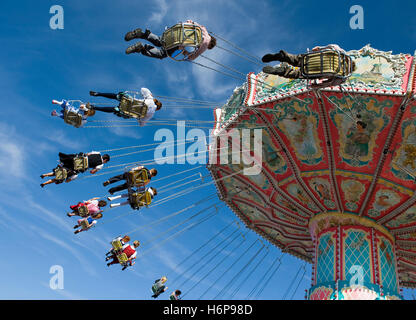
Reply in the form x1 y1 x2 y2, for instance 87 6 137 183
0 0 415 300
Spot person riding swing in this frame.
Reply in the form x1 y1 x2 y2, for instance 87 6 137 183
107 187 157 210
170 290 182 300
103 166 157 194
73 214 103 234
88 88 162 126
124 20 216 61
40 165 78 188
58 151 110 178
262 44 355 89
67 198 107 217
106 239 140 270
51 99 95 128
105 235 131 258
151 277 168 298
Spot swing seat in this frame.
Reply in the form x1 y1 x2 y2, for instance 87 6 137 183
63 109 83 128
111 239 124 252
77 205 89 217
117 253 129 265
54 167 68 182
119 96 148 119
301 49 353 87
161 23 203 61
80 219 90 230
151 284 163 294
126 169 150 187
73 156 89 172
129 191 152 210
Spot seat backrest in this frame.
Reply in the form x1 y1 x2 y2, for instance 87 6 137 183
80 219 90 230
73 156 89 172
161 23 202 51
77 205 89 217
54 167 68 181
129 191 152 208
142 191 152 206
117 253 129 264
63 109 83 127
119 97 148 119
301 50 352 79
111 239 123 251
127 169 149 187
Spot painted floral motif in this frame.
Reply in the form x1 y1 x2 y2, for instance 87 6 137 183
367 189 401 218
341 179 366 211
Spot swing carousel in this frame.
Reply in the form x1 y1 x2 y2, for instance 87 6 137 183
208 45 416 300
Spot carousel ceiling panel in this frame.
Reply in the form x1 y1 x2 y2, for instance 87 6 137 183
209 45 416 288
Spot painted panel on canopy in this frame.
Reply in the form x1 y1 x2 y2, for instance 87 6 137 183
388 105 416 188
362 183 410 220
398 273 416 287
336 171 372 213
234 112 291 181
397 233 416 240
385 204 416 229
249 212 309 237
257 225 312 256
258 222 310 240
219 163 315 220
217 167 270 205
280 180 321 213
270 190 311 220
220 85 247 123
221 164 275 198
270 207 309 228
231 200 271 224
326 92 396 171
301 173 338 211
257 96 327 169
253 72 307 103
213 114 278 200
348 45 412 92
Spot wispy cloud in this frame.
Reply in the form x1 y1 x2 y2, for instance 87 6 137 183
147 0 169 24
33 226 97 277
0 123 25 181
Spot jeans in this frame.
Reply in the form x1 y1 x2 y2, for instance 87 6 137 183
140 31 169 59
